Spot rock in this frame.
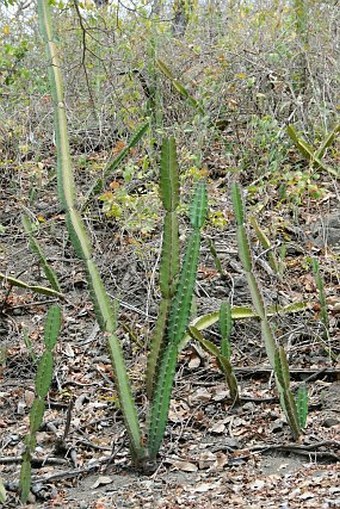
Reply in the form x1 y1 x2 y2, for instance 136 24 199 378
321 416 340 428
308 210 340 247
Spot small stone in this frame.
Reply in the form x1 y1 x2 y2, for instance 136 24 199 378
17 401 26 415
271 419 285 433
322 416 340 428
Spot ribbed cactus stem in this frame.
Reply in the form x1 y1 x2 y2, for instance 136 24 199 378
146 138 180 399
20 305 62 502
147 181 207 460
220 301 232 360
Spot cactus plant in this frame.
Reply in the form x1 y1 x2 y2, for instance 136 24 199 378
20 305 62 503
296 384 308 429
37 0 145 466
312 257 330 346
22 214 61 293
146 137 180 399
147 179 207 460
231 183 301 440
37 0 207 469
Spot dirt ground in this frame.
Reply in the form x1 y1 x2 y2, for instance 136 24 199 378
0 164 339 508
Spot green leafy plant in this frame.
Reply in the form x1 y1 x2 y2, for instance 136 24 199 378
20 305 62 503
287 124 339 178
99 183 159 235
231 182 301 440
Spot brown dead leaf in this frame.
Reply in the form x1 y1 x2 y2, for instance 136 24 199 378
91 476 113 489
210 421 226 434
170 460 198 472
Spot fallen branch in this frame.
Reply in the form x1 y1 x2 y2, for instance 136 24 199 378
235 366 339 382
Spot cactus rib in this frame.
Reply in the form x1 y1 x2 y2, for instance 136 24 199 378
148 182 207 459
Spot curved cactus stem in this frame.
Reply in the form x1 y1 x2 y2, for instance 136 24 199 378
22 214 61 292
231 182 301 440
37 0 144 464
0 271 64 299
189 325 239 404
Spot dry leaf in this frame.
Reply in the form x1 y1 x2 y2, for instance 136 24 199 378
210 421 225 434
193 387 211 402
64 343 75 358
171 460 198 472
24 390 35 407
188 353 201 369
91 476 113 489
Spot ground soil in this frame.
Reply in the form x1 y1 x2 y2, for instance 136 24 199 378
0 162 339 508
